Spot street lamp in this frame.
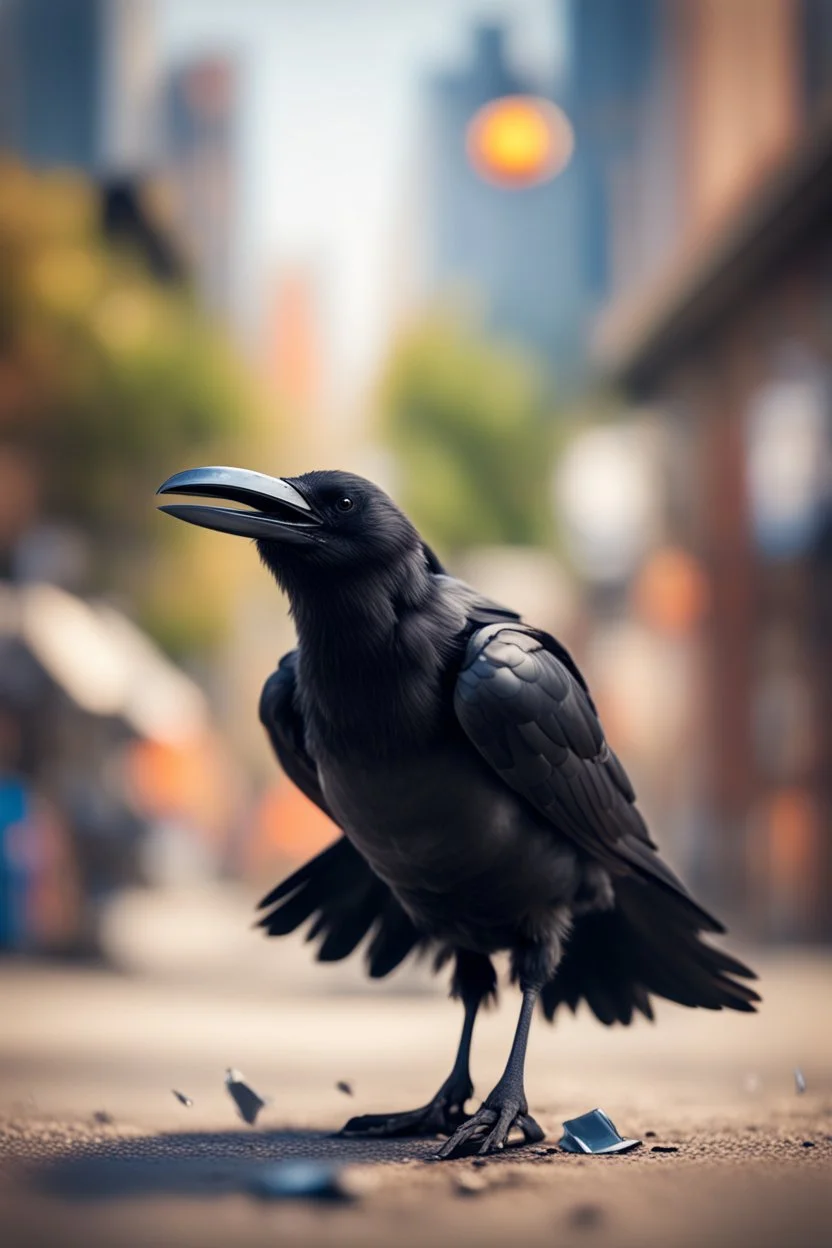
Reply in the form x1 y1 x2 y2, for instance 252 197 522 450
466 95 574 189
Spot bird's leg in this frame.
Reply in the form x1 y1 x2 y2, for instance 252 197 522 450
339 951 493 1139
339 993 479 1139
437 972 546 1158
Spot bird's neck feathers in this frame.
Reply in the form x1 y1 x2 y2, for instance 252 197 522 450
287 548 429 646
285 553 463 755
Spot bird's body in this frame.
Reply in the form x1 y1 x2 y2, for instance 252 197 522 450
319 712 579 955
292 573 580 958
158 465 760 1156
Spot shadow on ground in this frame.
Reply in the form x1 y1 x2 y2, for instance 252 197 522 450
30 1128 479 1199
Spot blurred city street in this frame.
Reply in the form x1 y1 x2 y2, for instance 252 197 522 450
1 2 831 1246
1 934 831 1248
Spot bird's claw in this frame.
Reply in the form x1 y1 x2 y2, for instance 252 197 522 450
339 1085 472 1140
435 1099 545 1158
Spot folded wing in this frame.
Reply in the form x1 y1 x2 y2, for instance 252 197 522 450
256 652 424 976
454 624 759 1021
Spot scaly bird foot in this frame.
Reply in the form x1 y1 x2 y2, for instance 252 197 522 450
339 1077 473 1140
436 1093 544 1158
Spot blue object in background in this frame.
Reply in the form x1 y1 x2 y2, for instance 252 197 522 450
0 776 31 950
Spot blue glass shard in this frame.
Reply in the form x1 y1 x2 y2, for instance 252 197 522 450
559 1108 641 1155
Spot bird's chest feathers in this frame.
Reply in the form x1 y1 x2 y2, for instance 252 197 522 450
303 656 446 757
293 589 461 760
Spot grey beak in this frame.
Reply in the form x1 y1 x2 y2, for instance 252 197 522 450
156 466 320 543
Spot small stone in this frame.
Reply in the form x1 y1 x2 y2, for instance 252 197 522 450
172 1090 193 1107
650 1145 679 1153
644 1130 657 1138
335 1081 354 1097
455 1172 487 1196
802 1141 815 1148
568 1203 604 1229
91 1111 113 1125
794 1068 807 1094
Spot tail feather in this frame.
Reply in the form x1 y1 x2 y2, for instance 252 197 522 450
256 836 424 975
542 877 759 1026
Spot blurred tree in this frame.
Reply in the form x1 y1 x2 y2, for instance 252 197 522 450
379 311 555 553
0 161 257 653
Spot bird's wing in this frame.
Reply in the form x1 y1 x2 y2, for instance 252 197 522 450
259 650 334 816
454 624 723 933
257 652 425 975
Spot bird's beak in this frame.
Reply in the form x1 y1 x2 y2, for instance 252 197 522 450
156 466 321 543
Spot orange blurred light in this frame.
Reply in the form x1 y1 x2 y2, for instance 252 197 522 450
467 96 574 188
633 547 710 636
246 782 339 873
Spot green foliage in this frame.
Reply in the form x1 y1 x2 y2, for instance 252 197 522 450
0 160 257 646
379 311 555 553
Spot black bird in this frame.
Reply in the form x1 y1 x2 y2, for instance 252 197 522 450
157 466 759 1157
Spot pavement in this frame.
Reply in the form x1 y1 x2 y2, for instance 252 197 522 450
0 921 831 1248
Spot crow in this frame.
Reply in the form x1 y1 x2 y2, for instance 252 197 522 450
157 466 759 1157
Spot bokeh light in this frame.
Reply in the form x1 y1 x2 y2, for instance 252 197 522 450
466 95 574 188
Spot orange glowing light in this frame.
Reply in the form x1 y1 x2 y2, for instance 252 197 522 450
467 96 574 188
633 547 710 636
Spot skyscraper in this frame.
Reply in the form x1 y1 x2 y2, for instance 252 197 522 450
562 0 666 299
424 24 585 383
163 58 237 317
422 9 669 384
0 0 157 176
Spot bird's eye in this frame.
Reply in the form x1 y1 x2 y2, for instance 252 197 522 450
336 497 354 512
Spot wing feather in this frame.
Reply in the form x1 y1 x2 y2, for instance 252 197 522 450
454 625 722 933
257 652 424 974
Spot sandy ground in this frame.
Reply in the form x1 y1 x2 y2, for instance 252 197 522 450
0 937 830 1248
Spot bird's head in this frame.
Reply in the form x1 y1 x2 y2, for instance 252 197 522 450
156 466 433 594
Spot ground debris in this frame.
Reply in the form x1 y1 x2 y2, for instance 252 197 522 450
171 1090 193 1108
91 1111 114 1126
559 1108 641 1155
795 1068 807 1094
335 1080 354 1097
650 1145 679 1153
455 1171 488 1196
568 1202 605 1229
248 1160 374 1202
224 1069 267 1126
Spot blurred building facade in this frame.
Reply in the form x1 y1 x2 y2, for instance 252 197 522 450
0 0 157 175
422 7 686 386
423 23 585 381
597 0 832 941
562 0 671 302
163 57 237 318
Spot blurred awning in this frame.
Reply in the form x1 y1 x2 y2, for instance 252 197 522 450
0 582 207 745
595 113 832 396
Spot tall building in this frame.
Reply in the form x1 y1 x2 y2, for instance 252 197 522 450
597 0 832 940
422 10 674 383
0 0 157 176
562 0 668 299
424 24 586 382
163 57 237 318
588 0 832 312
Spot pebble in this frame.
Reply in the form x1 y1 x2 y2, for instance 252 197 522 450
568 1202 605 1229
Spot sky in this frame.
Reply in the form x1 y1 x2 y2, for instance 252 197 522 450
158 0 565 411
